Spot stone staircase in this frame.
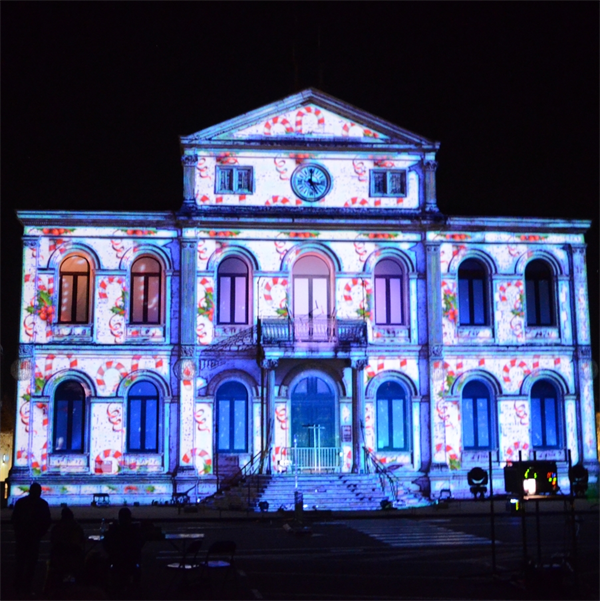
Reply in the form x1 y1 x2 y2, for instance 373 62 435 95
208 473 428 512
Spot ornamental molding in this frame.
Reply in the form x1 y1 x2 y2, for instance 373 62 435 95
180 345 195 358
181 154 198 167
262 359 279 370
351 359 368 371
423 160 438 172
430 345 443 357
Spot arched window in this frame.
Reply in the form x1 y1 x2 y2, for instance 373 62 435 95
458 259 488 326
216 382 248 453
531 380 560 448
218 257 248 325
131 256 162 324
376 381 408 451
462 380 493 449
127 381 159 453
59 255 91 323
293 255 330 319
525 260 554 326
374 259 403 325
53 380 85 452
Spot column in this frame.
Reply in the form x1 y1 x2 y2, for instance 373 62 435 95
570 245 597 465
262 359 278 474
426 243 447 471
351 359 367 473
181 154 197 213
423 159 439 213
177 238 198 479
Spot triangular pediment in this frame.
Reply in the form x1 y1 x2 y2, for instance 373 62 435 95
181 89 437 149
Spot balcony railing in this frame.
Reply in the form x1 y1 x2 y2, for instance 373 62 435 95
259 317 367 345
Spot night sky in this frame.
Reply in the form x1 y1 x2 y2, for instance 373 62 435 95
2 4 598 409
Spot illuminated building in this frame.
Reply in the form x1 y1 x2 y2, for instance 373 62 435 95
9 89 597 505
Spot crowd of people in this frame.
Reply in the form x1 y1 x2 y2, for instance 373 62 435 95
11 483 146 599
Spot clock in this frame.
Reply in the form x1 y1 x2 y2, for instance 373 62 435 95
290 163 332 202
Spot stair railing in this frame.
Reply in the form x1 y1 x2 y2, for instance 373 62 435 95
363 446 400 502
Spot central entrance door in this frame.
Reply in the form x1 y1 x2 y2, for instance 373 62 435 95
291 375 339 472
293 255 330 340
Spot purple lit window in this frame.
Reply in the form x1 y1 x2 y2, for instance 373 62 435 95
374 259 403 325
218 258 248 324
131 256 161 324
53 381 85 453
59 255 90 323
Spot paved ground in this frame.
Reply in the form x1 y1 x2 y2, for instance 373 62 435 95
1 496 598 600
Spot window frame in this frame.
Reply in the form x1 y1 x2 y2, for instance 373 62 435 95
461 380 494 450
58 254 91 324
525 260 555 327
375 381 409 452
216 381 248 453
215 165 254 195
126 381 160 453
52 380 86 454
458 259 489 326
374 259 404 326
130 255 162 325
369 169 407 198
217 257 249 325
530 380 561 449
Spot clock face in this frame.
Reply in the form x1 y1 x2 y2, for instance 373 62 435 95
291 163 332 202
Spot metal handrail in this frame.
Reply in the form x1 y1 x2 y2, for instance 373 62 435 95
259 317 367 344
363 446 400 502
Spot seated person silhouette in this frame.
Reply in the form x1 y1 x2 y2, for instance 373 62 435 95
46 507 86 590
467 467 488 500
102 507 144 590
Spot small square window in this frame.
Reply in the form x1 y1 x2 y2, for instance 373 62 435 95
215 166 254 194
370 170 406 197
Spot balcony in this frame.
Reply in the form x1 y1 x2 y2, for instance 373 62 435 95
259 317 367 346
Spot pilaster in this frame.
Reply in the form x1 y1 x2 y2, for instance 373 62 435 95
351 358 368 473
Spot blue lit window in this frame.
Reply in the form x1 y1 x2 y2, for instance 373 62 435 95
53 381 85 453
531 380 560 449
218 258 249 325
59 255 91 324
374 259 403 325
131 256 162 325
458 259 488 326
525 260 554 326
215 166 253 194
462 381 492 449
369 170 406 197
217 382 248 453
376 381 408 451
127 381 159 453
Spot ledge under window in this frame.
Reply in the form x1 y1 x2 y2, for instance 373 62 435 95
52 324 93 341
126 325 166 341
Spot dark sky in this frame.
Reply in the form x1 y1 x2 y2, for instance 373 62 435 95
2 3 598 405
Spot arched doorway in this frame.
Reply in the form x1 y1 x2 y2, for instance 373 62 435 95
291 375 339 472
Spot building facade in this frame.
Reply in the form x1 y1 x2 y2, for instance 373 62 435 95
9 90 597 505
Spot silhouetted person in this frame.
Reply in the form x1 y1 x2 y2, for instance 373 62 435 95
102 507 144 590
12 482 52 598
45 507 86 591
